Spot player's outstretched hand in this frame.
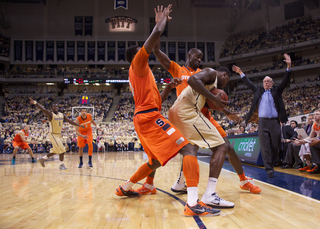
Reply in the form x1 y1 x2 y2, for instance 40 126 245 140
31 141 37 144
29 97 36 104
154 4 172 23
169 78 182 89
283 53 291 66
227 112 243 123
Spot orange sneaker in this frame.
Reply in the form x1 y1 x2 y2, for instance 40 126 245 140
306 166 318 173
134 183 157 195
240 178 261 194
115 185 140 197
298 165 311 172
184 200 220 217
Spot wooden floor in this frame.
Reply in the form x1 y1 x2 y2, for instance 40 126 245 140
0 151 319 229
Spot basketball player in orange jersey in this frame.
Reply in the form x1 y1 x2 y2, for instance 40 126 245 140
29 98 84 170
75 108 102 168
11 125 38 165
152 39 261 197
115 4 223 217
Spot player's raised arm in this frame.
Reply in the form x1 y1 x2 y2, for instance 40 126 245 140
188 68 228 109
63 115 84 128
29 97 53 121
144 4 172 54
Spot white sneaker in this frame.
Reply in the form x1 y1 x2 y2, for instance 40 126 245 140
201 192 235 208
171 181 187 194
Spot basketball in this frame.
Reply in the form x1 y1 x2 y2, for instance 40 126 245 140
206 88 228 110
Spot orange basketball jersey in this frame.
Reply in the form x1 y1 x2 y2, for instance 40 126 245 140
13 129 29 142
129 46 162 115
77 113 92 133
167 61 202 97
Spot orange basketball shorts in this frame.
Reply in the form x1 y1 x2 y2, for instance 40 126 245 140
133 111 189 166
12 141 30 150
77 131 93 148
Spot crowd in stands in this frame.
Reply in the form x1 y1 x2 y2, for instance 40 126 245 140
0 34 10 58
220 16 320 58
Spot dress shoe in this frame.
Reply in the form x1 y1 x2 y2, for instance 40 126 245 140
267 170 274 178
281 164 293 169
293 164 303 169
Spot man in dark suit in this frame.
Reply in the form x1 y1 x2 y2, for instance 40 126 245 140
232 53 292 178
281 120 300 168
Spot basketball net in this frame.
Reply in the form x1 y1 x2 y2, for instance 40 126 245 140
72 106 95 120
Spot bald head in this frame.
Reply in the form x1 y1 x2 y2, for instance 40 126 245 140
263 76 274 90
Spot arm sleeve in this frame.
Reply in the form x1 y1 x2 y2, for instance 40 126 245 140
168 61 181 78
132 46 151 78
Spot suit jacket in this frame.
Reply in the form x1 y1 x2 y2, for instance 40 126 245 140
282 125 297 140
304 123 313 136
241 70 291 124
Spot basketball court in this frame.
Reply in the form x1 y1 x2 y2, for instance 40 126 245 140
1 151 319 229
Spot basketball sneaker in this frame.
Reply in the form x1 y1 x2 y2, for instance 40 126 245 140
171 181 187 194
88 161 93 169
11 158 15 165
31 158 37 163
184 200 221 217
298 165 311 172
37 158 45 167
59 164 68 171
240 178 261 194
78 162 83 168
201 192 235 208
115 185 140 197
135 182 157 195
306 165 317 173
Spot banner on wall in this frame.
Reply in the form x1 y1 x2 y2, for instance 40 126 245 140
14 40 22 61
75 16 83 36
25 40 33 61
84 16 93 36
178 42 186 62
107 41 115 61
46 41 54 61
77 41 85 61
160 42 166 54
117 41 126 61
87 41 95 61
168 42 176 62
114 0 128 9
187 42 195 52
127 41 136 47
97 41 105 61
207 42 215 62
36 41 44 61
197 42 205 61
67 41 75 61
56 41 65 61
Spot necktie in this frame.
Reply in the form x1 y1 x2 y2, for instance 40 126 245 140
266 90 271 118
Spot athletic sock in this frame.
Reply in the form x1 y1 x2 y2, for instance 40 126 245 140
89 156 92 163
43 155 48 159
177 171 185 184
79 156 83 163
60 161 64 165
204 177 218 197
122 180 134 191
183 155 199 187
187 187 198 206
238 172 246 181
13 156 15 159
130 163 153 184
146 176 154 185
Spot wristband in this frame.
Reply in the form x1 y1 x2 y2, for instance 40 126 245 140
33 101 37 105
